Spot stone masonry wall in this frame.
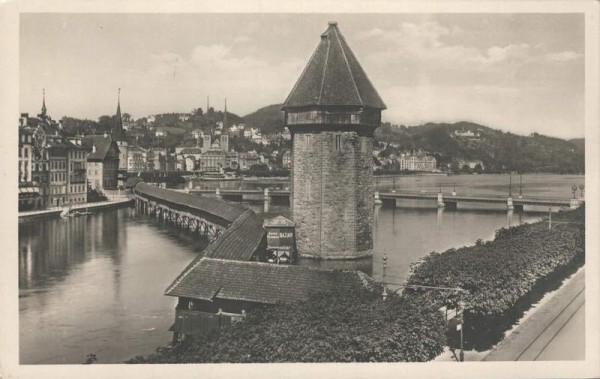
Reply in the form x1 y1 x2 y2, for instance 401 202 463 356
292 130 373 259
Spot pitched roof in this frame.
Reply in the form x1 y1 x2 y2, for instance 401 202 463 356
203 209 266 261
165 257 371 304
134 182 248 224
263 215 295 228
282 22 386 110
81 135 119 161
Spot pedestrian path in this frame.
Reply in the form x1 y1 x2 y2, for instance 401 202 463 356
483 268 585 361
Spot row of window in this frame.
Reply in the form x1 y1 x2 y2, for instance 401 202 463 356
18 147 30 158
286 109 381 126
20 134 33 144
70 184 86 193
50 160 66 170
51 172 67 182
297 133 369 153
70 150 87 159
50 186 66 195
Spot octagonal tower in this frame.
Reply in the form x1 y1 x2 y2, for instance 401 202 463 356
282 22 386 259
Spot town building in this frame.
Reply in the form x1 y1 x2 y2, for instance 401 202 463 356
66 139 90 204
127 146 147 173
282 150 292 168
236 152 261 170
18 124 46 211
453 129 481 139
398 153 437 171
178 147 203 171
199 144 227 172
282 21 386 259
83 135 120 190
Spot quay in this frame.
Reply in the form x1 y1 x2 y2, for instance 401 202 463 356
483 268 585 361
18 197 133 221
187 188 582 211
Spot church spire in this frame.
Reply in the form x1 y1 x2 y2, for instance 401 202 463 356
41 88 47 117
223 98 228 134
114 88 124 140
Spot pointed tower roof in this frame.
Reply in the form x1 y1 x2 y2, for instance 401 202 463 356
41 88 47 117
114 88 124 140
282 22 386 110
223 98 228 135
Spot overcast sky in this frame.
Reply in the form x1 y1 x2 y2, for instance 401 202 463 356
20 13 584 139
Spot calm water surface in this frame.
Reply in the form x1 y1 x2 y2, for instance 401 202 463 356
19 174 583 363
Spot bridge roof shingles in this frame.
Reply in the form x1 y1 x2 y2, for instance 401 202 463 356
165 258 370 304
135 182 247 224
203 209 265 261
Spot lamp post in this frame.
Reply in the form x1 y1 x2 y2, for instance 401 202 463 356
508 173 512 197
519 174 523 199
571 185 578 199
458 300 465 362
579 184 584 198
382 254 388 301
405 284 467 362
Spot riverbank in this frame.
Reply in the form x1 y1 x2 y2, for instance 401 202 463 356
18 198 133 221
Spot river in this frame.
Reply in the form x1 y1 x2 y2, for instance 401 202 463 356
18 174 584 364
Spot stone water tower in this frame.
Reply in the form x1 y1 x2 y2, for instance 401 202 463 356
282 22 386 259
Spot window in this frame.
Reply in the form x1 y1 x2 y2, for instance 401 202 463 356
335 134 342 151
304 134 312 150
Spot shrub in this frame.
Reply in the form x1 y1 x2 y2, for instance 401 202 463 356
129 283 446 363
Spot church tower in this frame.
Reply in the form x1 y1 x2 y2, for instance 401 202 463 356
114 88 124 141
221 98 229 152
282 22 386 259
40 88 47 118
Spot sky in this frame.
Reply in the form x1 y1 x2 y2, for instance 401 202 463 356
20 13 585 139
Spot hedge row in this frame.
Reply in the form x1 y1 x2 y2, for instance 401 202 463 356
405 206 584 316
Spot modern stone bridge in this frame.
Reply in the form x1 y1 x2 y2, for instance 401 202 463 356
377 191 582 211
187 188 582 211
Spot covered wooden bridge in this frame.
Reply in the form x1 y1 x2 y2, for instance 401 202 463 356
133 182 248 241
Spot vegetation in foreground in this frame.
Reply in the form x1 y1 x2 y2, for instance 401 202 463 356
127 283 447 363
406 206 585 350
128 206 584 362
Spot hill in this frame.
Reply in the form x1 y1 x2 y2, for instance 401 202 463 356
375 121 584 174
568 138 585 153
242 104 285 135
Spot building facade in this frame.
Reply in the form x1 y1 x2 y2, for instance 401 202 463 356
398 153 437 171
282 22 386 259
83 135 120 190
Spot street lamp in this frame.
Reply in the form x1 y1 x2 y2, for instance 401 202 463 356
382 254 388 301
458 300 465 362
508 173 512 197
519 174 523 199
579 184 584 198
571 185 578 199
404 284 467 362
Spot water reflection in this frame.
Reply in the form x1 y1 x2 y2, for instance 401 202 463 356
19 196 543 364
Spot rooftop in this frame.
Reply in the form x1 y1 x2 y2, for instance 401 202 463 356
165 257 371 305
282 22 386 111
134 182 248 224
